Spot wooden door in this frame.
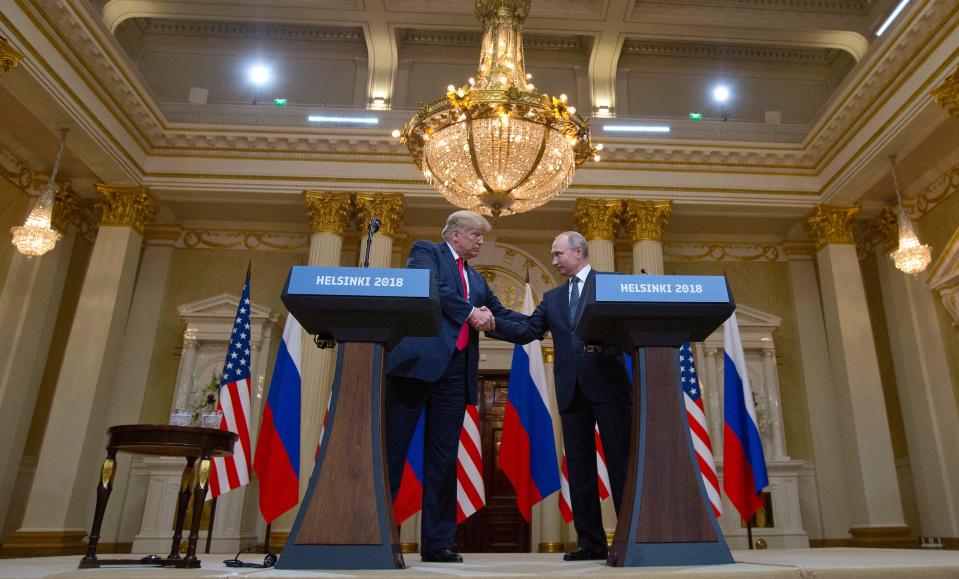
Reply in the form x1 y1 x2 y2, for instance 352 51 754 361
453 373 531 552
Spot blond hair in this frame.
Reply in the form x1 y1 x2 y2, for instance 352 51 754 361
441 210 492 241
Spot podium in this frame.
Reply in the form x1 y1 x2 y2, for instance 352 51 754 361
277 266 440 570
577 275 735 567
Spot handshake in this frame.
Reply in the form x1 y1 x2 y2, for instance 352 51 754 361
467 306 496 332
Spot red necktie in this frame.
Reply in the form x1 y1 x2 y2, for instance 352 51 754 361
456 257 470 350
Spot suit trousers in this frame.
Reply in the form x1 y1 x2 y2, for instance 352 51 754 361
560 383 632 554
386 348 468 554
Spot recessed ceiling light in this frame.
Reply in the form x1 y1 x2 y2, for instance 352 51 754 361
713 85 730 103
602 125 670 134
307 115 379 125
248 64 271 87
875 0 910 36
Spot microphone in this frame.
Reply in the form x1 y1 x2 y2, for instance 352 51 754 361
368 217 381 234
640 268 650 275
362 217 380 268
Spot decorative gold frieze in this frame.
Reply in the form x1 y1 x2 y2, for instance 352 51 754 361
910 160 959 218
304 190 353 235
803 204 859 250
354 193 404 237
95 184 158 234
0 37 24 74
573 198 623 241
622 200 672 243
931 67 959 118
663 243 786 263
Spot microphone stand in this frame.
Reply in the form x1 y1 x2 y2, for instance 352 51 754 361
363 216 380 268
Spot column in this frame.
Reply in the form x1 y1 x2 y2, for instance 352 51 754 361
786 249 851 542
0 37 25 74
97 240 175 545
803 204 911 546
3 185 156 555
354 193 404 268
623 200 671 275
573 198 622 271
538 346 565 553
0 187 78 538
870 208 959 541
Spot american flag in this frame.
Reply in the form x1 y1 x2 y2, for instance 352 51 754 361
456 405 486 522
680 342 722 518
209 269 254 498
558 424 610 524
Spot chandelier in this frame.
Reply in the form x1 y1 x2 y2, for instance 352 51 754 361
888 155 932 275
11 129 68 257
396 0 600 217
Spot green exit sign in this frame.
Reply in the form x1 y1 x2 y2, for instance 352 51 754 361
689 112 703 121
274 98 288 107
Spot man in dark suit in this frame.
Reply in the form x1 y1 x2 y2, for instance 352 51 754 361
386 210 525 563
491 231 632 561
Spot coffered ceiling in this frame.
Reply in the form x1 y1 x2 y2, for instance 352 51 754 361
0 0 956 237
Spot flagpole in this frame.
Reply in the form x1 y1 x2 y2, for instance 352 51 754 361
205 497 218 554
264 522 272 554
746 518 754 550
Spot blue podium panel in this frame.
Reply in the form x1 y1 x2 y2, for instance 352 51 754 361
282 266 439 348
580 274 734 350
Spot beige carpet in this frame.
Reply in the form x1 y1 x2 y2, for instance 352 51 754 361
0 549 957 579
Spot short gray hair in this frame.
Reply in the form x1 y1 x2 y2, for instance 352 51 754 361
442 210 492 241
557 231 589 259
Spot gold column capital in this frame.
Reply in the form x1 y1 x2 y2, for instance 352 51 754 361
623 200 672 243
51 183 80 233
573 198 623 241
354 193 404 237
872 205 899 253
95 184 158 234
304 190 353 235
0 37 24 75
931 67 959 118
804 204 859 250
542 346 554 364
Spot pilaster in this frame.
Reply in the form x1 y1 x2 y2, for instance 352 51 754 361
623 200 671 275
573 198 621 271
803 204 911 546
3 185 157 556
0 190 78 539
872 216 959 540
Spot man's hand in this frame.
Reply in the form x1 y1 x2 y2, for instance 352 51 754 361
468 306 495 332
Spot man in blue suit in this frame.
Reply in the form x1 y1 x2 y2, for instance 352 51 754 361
491 231 632 561
385 210 524 563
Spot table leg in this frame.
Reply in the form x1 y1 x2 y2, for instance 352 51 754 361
80 449 118 567
183 452 212 568
167 456 196 559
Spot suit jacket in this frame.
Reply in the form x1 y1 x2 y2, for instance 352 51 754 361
386 240 524 404
491 268 631 412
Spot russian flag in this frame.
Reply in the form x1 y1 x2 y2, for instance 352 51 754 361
393 410 425 524
499 283 560 522
252 314 303 523
722 312 768 521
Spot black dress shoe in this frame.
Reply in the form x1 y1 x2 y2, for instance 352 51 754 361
563 547 608 561
422 549 463 563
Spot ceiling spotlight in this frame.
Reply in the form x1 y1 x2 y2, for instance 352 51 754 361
712 85 730 103
248 64 271 87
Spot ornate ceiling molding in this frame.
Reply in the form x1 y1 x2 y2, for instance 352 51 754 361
135 19 365 42
632 0 868 15
399 28 590 51
621 40 845 65
6 0 955 205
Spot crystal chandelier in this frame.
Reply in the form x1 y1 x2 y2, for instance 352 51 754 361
888 155 932 275
396 0 600 217
11 129 68 257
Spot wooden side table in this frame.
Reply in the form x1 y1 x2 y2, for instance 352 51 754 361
79 424 237 569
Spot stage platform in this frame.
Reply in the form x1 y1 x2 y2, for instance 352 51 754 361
1 549 957 578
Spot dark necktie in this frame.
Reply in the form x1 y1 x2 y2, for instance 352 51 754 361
568 276 580 326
